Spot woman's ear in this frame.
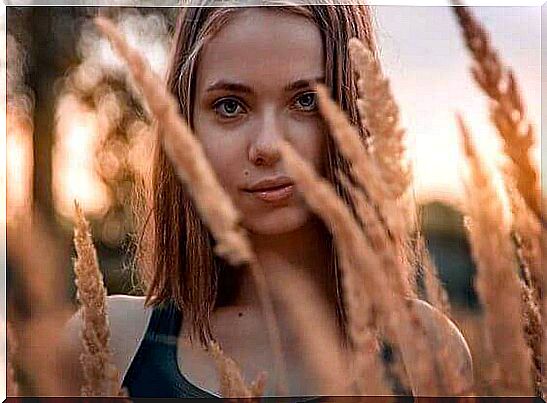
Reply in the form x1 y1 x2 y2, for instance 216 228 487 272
408 298 474 395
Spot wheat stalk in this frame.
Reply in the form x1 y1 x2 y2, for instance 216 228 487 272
93 16 288 395
503 166 545 305
93 16 251 266
279 140 395 395
73 201 122 396
346 37 453 328
457 114 533 395
208 341 266 399
268 267 352 396
452 5 541 225
310 80 472 394
315 83 410 290
504 177 545 397
347 37 452 318
7 321 19 396
453 4 544 321
348 37 411 202
279 139 459 395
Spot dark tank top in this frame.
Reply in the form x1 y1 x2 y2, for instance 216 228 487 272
121 299 410 398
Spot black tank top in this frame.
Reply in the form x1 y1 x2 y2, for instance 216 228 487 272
121 299 410 398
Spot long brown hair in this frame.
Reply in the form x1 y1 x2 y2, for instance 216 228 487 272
137 2 378 346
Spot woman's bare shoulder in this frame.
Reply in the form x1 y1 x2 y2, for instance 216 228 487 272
62 295 153 391
409 298 474 394
64 295 150 341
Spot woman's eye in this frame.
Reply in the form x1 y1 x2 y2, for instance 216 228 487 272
294 92 318 111
213 98 245 118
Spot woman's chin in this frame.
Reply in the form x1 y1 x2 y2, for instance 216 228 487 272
242 207 312 236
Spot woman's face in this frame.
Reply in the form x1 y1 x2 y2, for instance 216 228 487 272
193 8 327 235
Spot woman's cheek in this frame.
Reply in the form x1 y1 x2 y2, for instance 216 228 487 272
200 133 247 193
288 120 327 172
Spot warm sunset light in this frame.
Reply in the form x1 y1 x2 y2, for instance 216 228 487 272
53 95 111 219
374 6 541 207
409 115 541 208
5 107 33 223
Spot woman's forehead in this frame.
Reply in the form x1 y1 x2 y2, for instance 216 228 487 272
195 8 324 91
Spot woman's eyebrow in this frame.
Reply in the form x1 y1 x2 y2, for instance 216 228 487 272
204 76 326 94
205 81 252 94
284 76 325 92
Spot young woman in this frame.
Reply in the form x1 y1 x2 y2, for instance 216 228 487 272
63 3 474 398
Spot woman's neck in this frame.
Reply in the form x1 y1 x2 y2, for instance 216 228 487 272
233 217 334 309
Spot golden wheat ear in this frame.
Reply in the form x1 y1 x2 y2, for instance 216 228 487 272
452 6 541 224
73 200 122 396
345 38 451 320
457 114 534 395
348 37 411 201
207 340 259 398
280 139 467 395
7 321 20 397
453 7 545 394
94 16 252 267
279 140 394 396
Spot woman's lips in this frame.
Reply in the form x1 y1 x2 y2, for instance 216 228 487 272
245 184 295 203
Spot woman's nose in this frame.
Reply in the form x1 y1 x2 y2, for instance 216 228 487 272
248 110 283 167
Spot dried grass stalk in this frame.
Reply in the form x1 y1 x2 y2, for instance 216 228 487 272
504 177 545 397
280 141 394 395
348 37 411 202
453 6 541 224
503 166 544 305
94 16 288 394
279 140 454 395
73 201 122 396
456 3 547 390
7 321 19 396
300 81 472 394
208 341 266 399
346 38 450 317
519 274 544 397
316 83 411 297
457 114 533 394
93 16 252 267
336 169 421 373
268 267 352 396
329 171 401 394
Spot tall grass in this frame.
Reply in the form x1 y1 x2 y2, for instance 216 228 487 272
73 201 123 396
457 114 533 395
452 5 544 396
6 6 544 399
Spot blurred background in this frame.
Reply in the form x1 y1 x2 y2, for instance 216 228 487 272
3 5 541 384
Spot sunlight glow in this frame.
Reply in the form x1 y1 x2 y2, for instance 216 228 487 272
53 96 111 219
5 107 33 223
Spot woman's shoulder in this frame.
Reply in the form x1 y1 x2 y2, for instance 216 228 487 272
408 298 474 394
63 295 154 390
104 295 153 372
